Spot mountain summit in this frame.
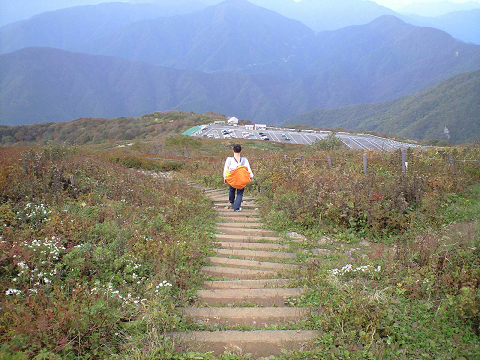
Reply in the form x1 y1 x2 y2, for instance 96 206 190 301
0 1 206 55
1 1 479 129
82 0 313 71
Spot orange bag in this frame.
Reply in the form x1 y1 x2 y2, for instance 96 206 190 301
225 166 252 190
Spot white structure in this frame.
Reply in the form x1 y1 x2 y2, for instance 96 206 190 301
255 124 267 130
245 125 254 131
214 121 225 124
228 117 239 125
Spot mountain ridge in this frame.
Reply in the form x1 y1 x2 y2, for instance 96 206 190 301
0 1 206 54
283 69 480 144
2 0 478 45
246 0 398 31
398 1 480 17
0 47 291 126
1 1 480 130
80 0 314 71
400 9 480 45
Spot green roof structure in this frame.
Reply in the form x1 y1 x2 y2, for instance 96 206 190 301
182 126 203 136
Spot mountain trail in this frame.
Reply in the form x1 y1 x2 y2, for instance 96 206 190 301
169 183 319 358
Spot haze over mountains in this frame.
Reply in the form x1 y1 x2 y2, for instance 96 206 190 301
284 69 480 144
398 1 480 17
0 46 288 126
0 0 479 143
0 2 206 55
401 9 480 45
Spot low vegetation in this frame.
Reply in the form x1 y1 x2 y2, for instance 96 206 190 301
1 121 479 359
185 143 480 359
0 144 216 359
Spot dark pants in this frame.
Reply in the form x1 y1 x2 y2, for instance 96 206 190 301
229 185 244 211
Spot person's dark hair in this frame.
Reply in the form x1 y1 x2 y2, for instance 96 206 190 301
233 144 242 153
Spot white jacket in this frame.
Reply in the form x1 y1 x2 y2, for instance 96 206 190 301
223 157 254 179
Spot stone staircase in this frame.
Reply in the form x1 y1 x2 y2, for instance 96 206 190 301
172 186 318 358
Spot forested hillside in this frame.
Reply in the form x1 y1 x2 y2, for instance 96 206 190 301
284 69 480 144
0 47 288 126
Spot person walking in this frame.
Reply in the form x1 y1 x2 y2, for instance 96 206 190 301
223 144 254 212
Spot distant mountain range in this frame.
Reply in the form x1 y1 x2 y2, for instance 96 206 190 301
431 9 480 44
0 0 206 26
79 0 313 72
2 21 479 134
0 1 206 54
241 0 398 32
1 0 479 76
283 69 480 144
399 9 480 45
0 47 291 126
398 1 480 17
2 0 479 47
0 0 479 143
2 0 479 45
0 0 395 30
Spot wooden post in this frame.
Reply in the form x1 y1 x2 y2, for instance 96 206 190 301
327 154 332 169
449 155 456 173
363 153 368 175
401 149 406 172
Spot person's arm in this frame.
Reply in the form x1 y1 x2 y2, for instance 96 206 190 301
243 158 254 178
223 157 231 182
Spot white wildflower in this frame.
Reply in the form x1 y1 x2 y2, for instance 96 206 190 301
6 288 21 295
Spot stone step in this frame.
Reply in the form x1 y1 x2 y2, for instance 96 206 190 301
203 266 276 279
214 197 256 201
217 210 260 218
196 288 305 307
214 198 256 204
213 248 297 261
188 184 204 190
219 215 262 222
203 188 227 194
216 222 264 228
187 187 316 357
215 226 276 237
202 279 291 289
215 200 257 207
202 188 224 193
208 194 256 201
217 207 259 213
215 234 283 243
207 195 231 200
181 307 309 327
213 201 258 210
207 195 230 201
171 330 319 357
214 241 289 251
215 205 258 212
207 257 298 271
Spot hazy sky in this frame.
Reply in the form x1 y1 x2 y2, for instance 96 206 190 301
373 0 480 10
2 0 480 26
5 0 480 10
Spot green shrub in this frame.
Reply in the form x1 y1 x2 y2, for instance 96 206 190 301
310 132 346 151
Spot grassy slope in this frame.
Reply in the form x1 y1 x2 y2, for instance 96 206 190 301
1 115 479 359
